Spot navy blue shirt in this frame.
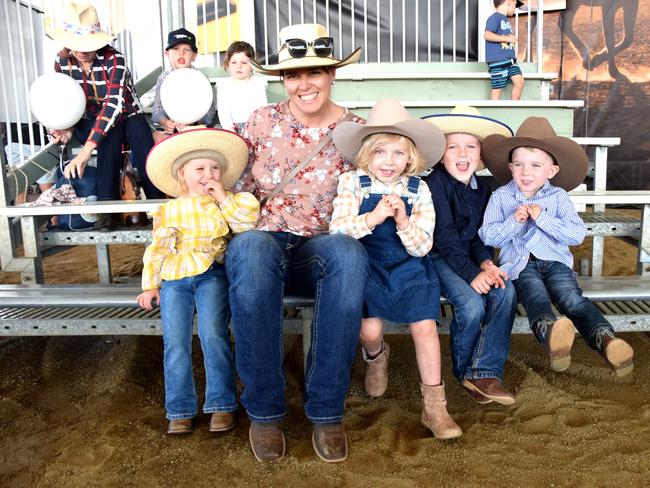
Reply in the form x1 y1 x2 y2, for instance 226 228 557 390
425 165 494 284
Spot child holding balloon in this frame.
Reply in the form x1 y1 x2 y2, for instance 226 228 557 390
216 41 268 133
152 28 216 142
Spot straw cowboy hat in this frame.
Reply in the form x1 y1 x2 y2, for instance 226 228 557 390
47 2 116 52
251 23 361 76
333 99 446 169
423 105 513 171
146 128 249 197
482 116 589 191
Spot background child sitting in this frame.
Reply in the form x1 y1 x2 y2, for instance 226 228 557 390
330 99 461 440
424 105 517 406
151 28 217 142
137 128 259 434
479 116 634 377
216 41 268 134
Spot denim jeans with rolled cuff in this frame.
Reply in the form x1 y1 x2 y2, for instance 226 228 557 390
225 230 369 424
431 254 516 382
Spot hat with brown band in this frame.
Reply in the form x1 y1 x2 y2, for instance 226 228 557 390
481 116 589 191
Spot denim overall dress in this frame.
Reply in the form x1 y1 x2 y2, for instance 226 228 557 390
359 174 440 323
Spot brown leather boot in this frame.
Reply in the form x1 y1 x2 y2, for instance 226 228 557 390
249 421 285 462
167 418 192 435
312 423 348 463
420 383 462 440
600 335 634 377
363 342 390 397
209 412 235 432
546 317 575 372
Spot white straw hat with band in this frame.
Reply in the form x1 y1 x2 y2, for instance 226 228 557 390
47 2 116 52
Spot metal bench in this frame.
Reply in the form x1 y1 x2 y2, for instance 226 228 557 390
1 277 650 339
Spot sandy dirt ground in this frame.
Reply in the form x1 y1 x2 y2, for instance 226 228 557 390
1 234 649 487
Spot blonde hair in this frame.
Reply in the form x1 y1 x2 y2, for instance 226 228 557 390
512 146 557 165
175 151 226 196
355 133 426 177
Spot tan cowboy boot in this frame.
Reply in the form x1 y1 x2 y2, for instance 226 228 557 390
363 342 390 397
420 383 462 440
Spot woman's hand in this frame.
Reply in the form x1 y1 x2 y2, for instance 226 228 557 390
49 128 73 145
137 289 160 310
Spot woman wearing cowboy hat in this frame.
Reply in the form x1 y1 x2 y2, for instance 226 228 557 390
47 2 163 231
225 23 368 463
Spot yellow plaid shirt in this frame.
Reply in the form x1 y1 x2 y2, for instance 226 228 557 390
330 170 435 257
141 192 259 290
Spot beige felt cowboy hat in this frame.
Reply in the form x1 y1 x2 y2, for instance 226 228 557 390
47 2 116 52
482 116 589 191
146 128 249 197
333 99 446 169
251 23 361 76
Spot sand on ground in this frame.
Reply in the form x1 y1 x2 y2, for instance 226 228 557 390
1 235 649 487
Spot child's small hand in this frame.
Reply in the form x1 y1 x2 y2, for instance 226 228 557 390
137 289 160 310
481 261 509 289
384 194 409 230
470 271 496 294
160 118 176 134
527 204 542 221
176 122 188 132
365 197 394 229
505 34 517 44
205 180 227 202
514 205 529 224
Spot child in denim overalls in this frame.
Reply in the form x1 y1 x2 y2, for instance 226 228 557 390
136 128 259 435
330 99 461 440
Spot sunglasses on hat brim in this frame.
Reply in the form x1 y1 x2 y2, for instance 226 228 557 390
282 37 334 59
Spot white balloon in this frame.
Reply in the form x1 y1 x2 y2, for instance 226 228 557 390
29 72 86 130
160 68 214 125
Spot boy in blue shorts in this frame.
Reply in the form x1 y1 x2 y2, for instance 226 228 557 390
479 117 634 377
485 0 524 100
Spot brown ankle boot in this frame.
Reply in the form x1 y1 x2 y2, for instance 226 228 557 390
363 342 390 397
600 335 634 377
420 383 462 440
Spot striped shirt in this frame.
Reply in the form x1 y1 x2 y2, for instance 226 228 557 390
151 68 216 127
54 47 144 146
478 180 586 280
330 169 435 257
141 192 259 290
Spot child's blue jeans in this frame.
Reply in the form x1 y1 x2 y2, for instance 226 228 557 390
514 260 615 350
160 262 237 420
430 255 516 382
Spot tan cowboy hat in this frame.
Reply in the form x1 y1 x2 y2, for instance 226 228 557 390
146 128 249 197
332 99 446 169
423 105 513 141
482 116 589 191
251 23 361 76
47 2 116 52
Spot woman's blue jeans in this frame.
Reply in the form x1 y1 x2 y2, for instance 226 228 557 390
225 231 369 424
514 260 614 350
160 263 236 420
431 255 516 381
